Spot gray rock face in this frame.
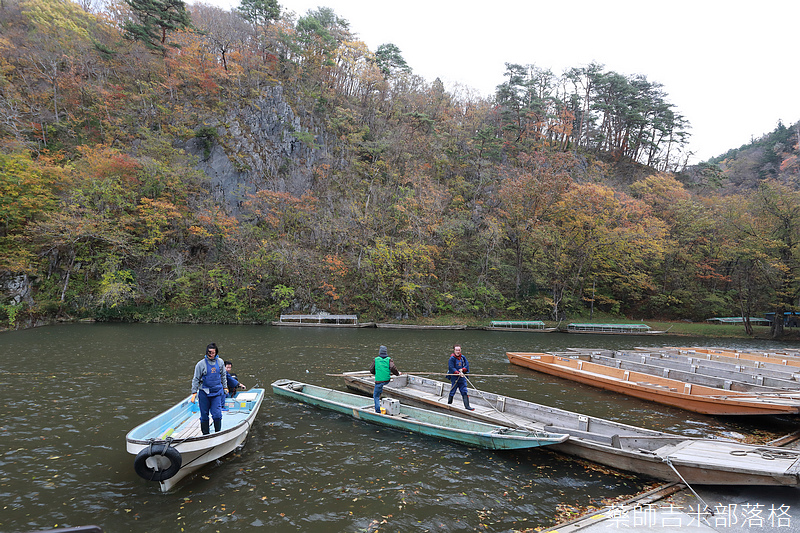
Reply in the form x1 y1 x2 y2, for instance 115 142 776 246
1 274 33 305
190 85 327 213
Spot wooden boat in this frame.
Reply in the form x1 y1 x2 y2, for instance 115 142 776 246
565 323 666 335
271 379 568 450
567 351 800 392
667 347 800 370
126 389 265 491
375 323 467 329
271 314 375 327
596 347 800 383
506 352 800 415
483 320 557 332
342 373 800 486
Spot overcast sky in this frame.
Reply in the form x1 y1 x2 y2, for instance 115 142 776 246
195 0 800 164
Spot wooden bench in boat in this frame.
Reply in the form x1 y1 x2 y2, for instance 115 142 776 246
636 381 678 392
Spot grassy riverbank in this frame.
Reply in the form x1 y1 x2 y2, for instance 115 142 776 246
6 306 798 341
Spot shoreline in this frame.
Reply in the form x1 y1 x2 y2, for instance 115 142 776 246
3 316 798 341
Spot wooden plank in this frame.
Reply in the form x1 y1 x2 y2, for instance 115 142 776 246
172 417 202 440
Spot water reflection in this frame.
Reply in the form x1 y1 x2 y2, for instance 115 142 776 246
2 323 798 532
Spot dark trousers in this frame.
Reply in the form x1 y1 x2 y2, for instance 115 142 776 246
373 381 388 412
449 377 467 398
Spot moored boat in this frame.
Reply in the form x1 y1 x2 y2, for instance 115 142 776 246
667 346 800 369
595 347 800 383
568 350 800 392
483 320 557 332
565 323 665 334
506 352 800 416
271 314 375 327
271 379 568 450
342 373 800 486
375 323 467 329
125 389 265 492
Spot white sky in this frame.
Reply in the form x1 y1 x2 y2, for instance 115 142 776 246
195 0 800 164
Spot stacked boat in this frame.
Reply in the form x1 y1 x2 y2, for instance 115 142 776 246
342 372 800 486
506 351 800 415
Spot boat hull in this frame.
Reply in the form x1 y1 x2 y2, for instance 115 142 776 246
342 373 800 486
126 389 265 491
507 352 800 416
271 379 567 450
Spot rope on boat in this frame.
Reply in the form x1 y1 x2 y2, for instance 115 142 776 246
663 457 714 516
729 447 800 460
460 374 548 437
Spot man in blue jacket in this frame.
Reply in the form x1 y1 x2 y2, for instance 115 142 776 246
448 344 474 410
224 360 247 398
370 345 401 413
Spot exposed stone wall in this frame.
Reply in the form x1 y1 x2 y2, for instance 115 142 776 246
189 85 328 213
1 273 34 306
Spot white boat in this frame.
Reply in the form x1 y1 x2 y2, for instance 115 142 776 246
125 389 265 491
342 373 800 486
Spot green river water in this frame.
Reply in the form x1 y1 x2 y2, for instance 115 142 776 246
2 323 798 532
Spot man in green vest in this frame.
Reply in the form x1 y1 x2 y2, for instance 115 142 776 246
370 345 401 413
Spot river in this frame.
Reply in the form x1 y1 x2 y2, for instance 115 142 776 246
2 323 798 532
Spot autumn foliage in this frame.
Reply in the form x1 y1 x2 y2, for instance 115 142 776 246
0 0 798 336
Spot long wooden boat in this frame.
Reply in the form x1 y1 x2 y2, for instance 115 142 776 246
567 351 800 392
126 389 265 492
271 314 375 327
604 348 800 383
375 323 467 329
342 373 800 486
271 379 568 450
565 323 666 335
506 352 800 415
667 346 800 369
483 320 557 332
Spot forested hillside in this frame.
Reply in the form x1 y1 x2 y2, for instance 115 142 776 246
1 0 799 337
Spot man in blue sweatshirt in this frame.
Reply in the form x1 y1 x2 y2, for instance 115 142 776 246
447 344 474 410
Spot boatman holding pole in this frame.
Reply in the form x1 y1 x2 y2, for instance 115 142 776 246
447 344 475 410
370 345 401 413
